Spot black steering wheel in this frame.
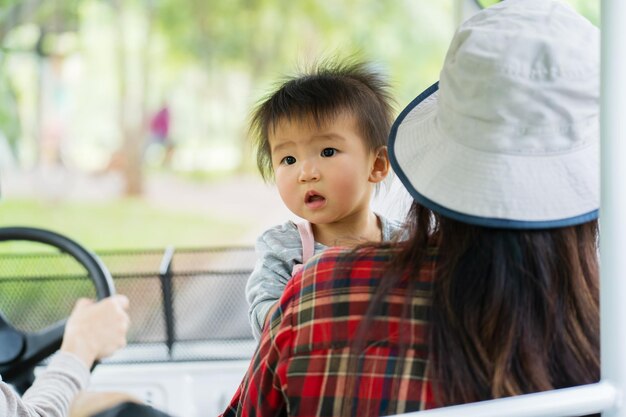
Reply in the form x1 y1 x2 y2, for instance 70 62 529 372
0 227 115 394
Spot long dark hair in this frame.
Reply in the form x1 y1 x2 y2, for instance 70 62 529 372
344 202 599 413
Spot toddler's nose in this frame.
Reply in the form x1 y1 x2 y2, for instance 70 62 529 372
298 161 320 183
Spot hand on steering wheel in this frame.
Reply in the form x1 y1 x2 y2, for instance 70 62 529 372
0 227 115 394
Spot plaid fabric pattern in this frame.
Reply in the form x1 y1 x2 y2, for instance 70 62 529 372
221 246 437 417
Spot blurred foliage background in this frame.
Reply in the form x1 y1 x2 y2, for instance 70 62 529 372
0 0 599 250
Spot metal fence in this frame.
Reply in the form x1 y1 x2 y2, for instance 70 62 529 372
0 246 258 364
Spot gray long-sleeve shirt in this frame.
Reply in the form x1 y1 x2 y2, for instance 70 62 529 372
245 214 405 340
0 352 90 417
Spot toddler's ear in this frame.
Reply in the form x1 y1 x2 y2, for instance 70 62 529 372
369 146 390 183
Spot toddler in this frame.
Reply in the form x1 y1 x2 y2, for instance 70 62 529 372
246 60 404 340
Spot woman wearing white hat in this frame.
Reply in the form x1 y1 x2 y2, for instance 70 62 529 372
221 1 600 415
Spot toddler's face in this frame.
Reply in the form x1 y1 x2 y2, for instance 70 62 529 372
268 114 386 225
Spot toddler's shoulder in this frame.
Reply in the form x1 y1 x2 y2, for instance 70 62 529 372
255 221 303 252
257 221 298 241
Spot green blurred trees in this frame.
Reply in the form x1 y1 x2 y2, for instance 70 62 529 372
0 0 598 195
1 0 454 195
1 0 83 165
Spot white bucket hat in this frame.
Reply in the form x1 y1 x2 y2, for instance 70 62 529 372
389 0 599 229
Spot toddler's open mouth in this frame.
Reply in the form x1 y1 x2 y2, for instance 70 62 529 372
305 191 326 209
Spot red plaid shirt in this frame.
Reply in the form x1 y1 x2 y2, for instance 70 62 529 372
221 246 437 417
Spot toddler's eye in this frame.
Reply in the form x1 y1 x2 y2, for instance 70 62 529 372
281 156 296 165
321 148 336 157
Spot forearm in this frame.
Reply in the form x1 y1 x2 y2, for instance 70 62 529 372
249 299 277 341
0 352 90 417
248 222 303 340
247 267 291 340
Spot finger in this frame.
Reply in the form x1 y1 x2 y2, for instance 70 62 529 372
99 294 129 311
112 294 130 310
73 298 95 310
